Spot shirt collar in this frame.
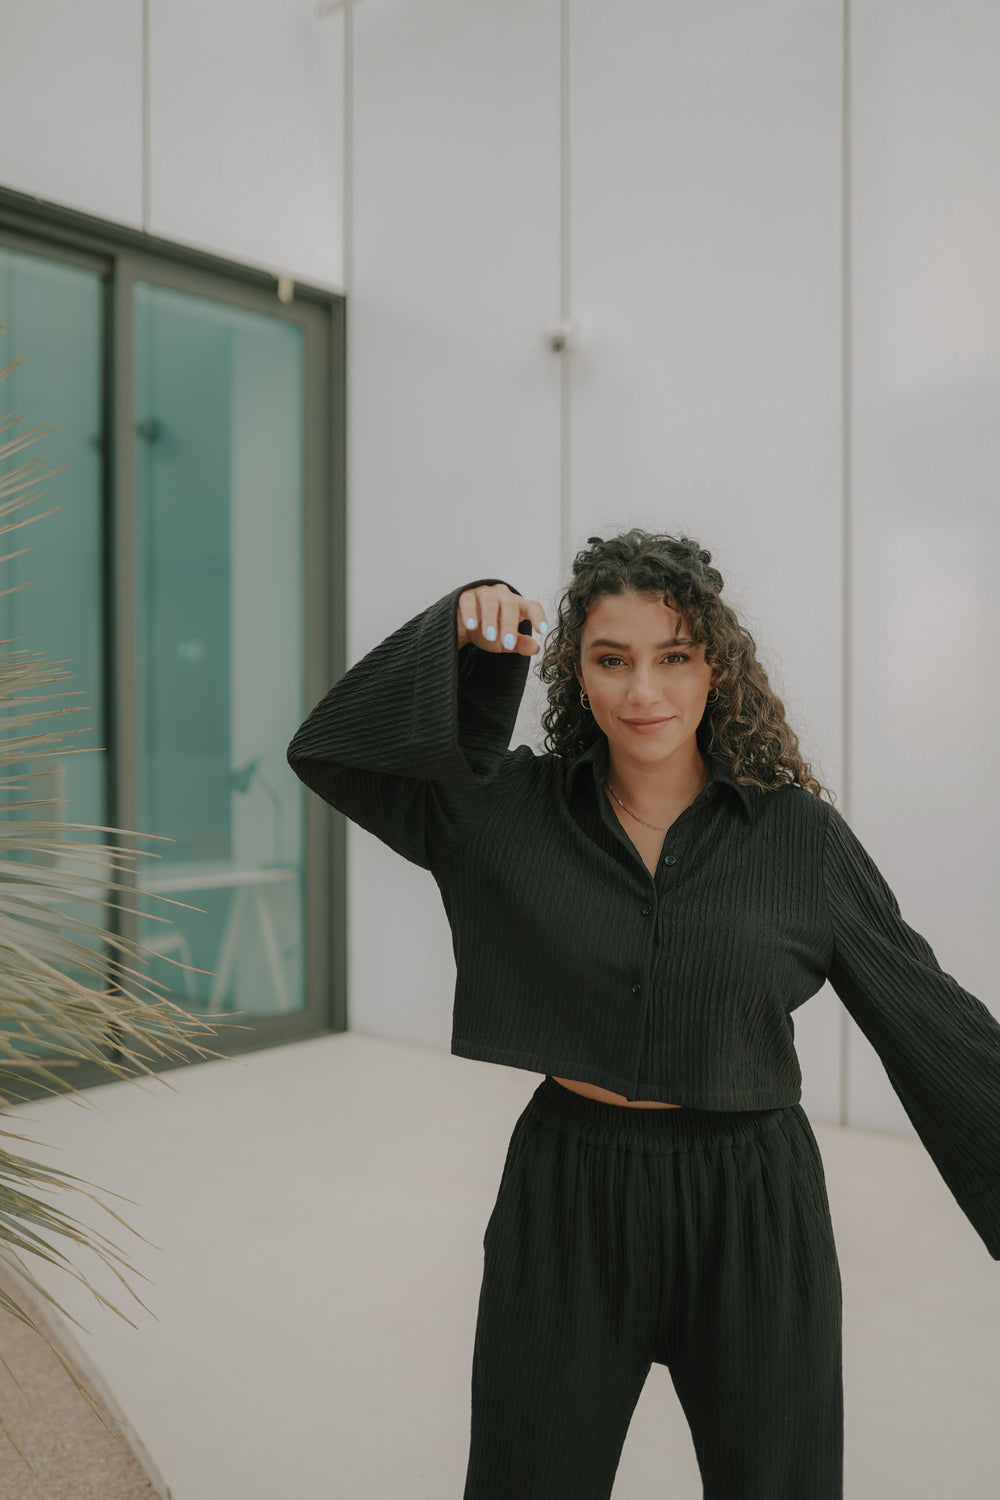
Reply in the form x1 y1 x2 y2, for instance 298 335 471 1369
564 731 756 821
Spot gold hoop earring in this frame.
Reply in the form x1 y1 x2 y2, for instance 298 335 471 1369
706 687 719 704
579 688 591 711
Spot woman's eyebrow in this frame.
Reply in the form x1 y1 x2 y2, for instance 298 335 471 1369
588 636 695 650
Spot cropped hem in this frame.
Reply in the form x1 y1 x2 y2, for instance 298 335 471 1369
450 1038 802 1111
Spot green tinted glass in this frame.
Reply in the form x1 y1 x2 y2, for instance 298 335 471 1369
133 283 306 1018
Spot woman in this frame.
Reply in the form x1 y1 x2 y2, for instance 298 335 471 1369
286 529 1000 1500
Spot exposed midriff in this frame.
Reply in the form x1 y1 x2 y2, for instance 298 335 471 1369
552 1077 683 1108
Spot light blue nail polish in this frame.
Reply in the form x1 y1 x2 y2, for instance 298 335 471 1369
465 617 476 630
503 632 515 651
539 621 548 636
485 625 496 641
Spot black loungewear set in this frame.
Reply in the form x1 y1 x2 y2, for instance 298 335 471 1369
286 577 1000 1500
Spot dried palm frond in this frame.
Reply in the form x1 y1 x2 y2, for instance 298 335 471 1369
0 322 234 1465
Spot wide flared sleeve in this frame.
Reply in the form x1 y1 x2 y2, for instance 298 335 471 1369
821 801 1000 1258
285 578 532 871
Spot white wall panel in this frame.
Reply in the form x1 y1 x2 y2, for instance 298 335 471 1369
568 0 845 1116
0 0 143 227
348 0 562 1048
149 0 344 287
849 1 1000 1133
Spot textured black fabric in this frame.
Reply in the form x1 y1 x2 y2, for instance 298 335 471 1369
286 578 1000 1259
464 1076 843 1499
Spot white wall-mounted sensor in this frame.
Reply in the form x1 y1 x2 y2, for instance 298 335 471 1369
542 318 579 354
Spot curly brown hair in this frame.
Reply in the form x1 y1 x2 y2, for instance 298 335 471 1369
537 529 835 804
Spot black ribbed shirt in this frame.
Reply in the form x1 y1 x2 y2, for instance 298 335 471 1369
287 578 1000 1259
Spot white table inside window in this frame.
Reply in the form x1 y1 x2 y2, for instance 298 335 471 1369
140 861 298 1014
5 861 299 1015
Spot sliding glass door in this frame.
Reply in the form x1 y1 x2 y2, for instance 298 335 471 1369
132 283 307 1020
0 203 342 1092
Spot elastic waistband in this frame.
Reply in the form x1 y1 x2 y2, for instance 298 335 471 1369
530 1075 797 1153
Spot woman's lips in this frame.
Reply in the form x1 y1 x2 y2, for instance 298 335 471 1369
622 717 673 733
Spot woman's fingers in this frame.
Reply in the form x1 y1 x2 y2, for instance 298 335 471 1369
456 585 548 655
517 598 549 651
507 598 548 656
493 586 544 655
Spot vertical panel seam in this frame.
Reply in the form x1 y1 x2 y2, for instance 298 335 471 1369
343 1 354 299
840 0 852 1127
342 1 354 1030
142 0 151 233
559 0 571 578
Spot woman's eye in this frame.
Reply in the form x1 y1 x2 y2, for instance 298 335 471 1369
597 654 690 668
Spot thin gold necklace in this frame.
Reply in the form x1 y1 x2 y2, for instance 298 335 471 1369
604 780 672 832
604 775 708 832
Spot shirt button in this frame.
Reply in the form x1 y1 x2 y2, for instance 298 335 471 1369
632 981 642 995
663 854 676 866
640 904 651 916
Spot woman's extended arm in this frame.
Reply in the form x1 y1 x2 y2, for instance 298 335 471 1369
822 800 1000 1258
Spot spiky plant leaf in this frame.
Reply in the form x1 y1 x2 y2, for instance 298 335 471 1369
0 322 237 1440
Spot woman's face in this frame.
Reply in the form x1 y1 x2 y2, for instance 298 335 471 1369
574 590 716 759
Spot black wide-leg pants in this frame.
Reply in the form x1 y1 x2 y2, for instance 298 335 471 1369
463 1075 843 1500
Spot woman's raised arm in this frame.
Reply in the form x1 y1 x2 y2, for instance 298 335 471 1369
285 578 546 870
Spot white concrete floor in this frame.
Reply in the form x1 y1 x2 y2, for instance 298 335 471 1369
7 1030 1000 1499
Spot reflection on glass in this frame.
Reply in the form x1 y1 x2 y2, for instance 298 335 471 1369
0 248 107 1060
134 283 306 1018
